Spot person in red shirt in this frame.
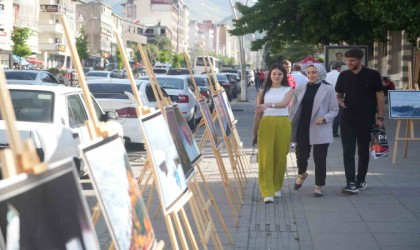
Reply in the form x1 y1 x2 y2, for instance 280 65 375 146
282 60 296 88
382 77 395 103
259 70 265 88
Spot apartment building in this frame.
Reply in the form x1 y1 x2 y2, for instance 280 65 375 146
129 0 189 53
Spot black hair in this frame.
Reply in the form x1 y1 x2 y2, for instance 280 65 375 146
345 48 364 59
260 64 288 104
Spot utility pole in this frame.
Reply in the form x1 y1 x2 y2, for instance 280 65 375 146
228 0 247 102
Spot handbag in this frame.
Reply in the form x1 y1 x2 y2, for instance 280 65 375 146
370 125 389 159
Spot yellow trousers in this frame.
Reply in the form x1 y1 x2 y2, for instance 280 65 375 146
257 116 291 198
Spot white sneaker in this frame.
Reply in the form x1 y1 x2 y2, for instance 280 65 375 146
275 191 282 198
264 196 274 203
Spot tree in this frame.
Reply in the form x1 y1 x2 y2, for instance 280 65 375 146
144 36 173 65
115 47 123 70
11 27 33 57
171 53 186 68
76 27 89 63
230 0 420 49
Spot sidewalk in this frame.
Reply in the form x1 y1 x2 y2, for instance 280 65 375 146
95 85 420 249
231 86 420 250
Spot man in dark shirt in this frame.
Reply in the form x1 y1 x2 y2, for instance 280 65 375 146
335 48 384 194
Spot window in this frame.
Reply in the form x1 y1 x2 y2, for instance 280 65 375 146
67 94 88 128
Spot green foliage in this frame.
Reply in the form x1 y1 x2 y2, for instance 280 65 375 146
76 27 89 62
208 52 236 67
47 68 60 76
115 47 123 69
230 0 420 49
144 36 173 65
171 53 186 68
128 41 140 62
11 27 33 57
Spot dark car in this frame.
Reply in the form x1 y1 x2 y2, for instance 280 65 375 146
167 68 191 75
215 73 234 101
224 73 241 98
191 75 213 109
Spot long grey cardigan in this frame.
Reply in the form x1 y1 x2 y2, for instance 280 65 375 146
289 81 339 145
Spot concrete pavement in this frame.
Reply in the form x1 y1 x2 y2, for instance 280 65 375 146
93 85 420 249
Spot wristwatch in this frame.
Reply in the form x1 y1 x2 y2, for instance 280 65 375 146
271 103 275 108
377 116 384 121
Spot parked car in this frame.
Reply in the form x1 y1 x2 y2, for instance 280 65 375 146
190 75 213 109
5 70 62 85
215 73 234 101
83 67 94 74
87 78 172 145
1 65 10 71
153 68 168 75
139 75 202 131
167 68 191 75
224 73 241 98
84 70 117 81
0 85 123 175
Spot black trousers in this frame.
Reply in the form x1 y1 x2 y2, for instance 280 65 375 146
333 108 341 135
296 136 329 186
340 113 375 184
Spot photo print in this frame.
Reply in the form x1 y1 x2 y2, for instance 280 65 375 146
198 99 221 148
0 160 99 250
388 90 420 119
81 134 155 250
164 105 200 180
140 111 188 212
213 94 232 137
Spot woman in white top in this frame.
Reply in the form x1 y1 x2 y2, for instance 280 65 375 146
252 64 294 203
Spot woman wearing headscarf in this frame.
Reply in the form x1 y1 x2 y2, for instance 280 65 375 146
289 64 339 197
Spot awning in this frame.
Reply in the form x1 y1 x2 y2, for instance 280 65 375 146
26 58 44 65
12 55 29 66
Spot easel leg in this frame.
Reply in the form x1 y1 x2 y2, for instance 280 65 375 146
404 120 410 158
91 203 101 225
180 208 199 250
392 120 401 164
196 165 233 244
164 215 180 250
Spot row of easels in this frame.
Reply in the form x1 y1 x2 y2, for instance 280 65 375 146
392 63 419 164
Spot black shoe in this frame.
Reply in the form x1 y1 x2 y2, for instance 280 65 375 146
333 134 340 138
356 180 367 190
342 183 359 194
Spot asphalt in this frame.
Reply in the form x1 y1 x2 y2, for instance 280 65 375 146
95 85 420 249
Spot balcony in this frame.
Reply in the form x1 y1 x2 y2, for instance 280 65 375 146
40 5 66 14
38 23 64 34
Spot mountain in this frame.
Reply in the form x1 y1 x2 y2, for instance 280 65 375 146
102 0 234 24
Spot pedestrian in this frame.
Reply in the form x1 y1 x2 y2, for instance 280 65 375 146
382 77 395 103
252 64 294 203
291 64 308 88
259 69 265 88
255 69 261 91
335 48 384 194
325 61 342 137
289 64 338 197
282 60 297 88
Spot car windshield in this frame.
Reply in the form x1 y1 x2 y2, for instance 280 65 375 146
5 71 37 80
0 90 53 123
216 74 228 81
88 83 140 99
86 72 109 77
194 77 207 86
157 78 184 90
153 68 167 74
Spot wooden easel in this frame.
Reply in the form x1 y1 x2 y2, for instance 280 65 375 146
61 16 165 250
199 49 247 200
392 63 420 164
0 70 48 179
113 40 228 248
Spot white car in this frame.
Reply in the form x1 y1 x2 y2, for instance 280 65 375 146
0 85 123 175
84 70 117 81
87 78 172 145
5 70 62 85
139 75 202 131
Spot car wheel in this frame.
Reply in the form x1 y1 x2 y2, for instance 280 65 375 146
188 110 196 132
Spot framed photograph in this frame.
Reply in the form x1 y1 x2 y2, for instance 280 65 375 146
0 159 99 250
388 90 420 119
81 134 156 250
198 99 221 149
324 45 368 72
140 111 188 213
220 90 236 124
165 105 200 179
213 94 232 137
